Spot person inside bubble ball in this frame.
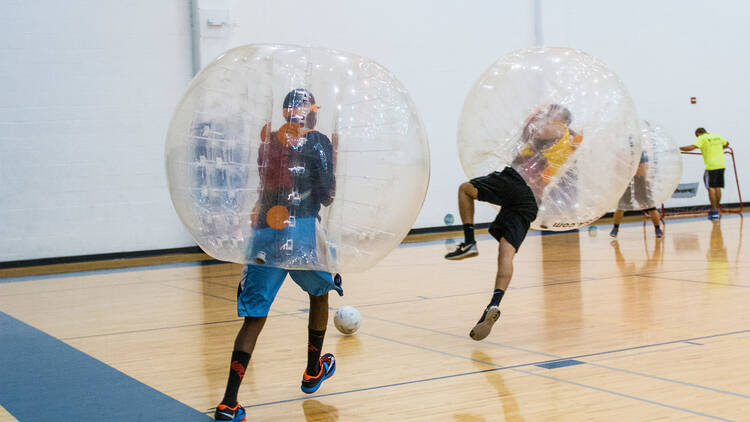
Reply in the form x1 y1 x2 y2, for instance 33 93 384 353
445 103 582 341
609 151 664 238
680 127 730 220
214 89 341 422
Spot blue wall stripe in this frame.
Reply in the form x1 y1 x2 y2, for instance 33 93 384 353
0 311 211 422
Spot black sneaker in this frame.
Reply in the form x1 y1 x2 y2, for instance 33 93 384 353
469 306 501 341
445 242 478 260
301 353 336 394
214 403 246 421
609 226 619 238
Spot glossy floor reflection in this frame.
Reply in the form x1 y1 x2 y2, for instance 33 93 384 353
0 215 748 421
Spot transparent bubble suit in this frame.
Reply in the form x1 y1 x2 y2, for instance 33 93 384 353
617 121 683 210
458 47 641 230
165 45 429 272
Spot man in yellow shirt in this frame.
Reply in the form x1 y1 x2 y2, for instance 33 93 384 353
680 127 730 220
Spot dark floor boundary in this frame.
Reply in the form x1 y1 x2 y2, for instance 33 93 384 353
2 202 744 270
0 246 205 270
408 202 745 235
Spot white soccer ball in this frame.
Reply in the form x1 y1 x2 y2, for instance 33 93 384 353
334 306 362 335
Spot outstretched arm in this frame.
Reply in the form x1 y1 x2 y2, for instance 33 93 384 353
680 144 698 152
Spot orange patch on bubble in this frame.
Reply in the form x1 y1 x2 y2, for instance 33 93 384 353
266 205 290 230
277 123 301 146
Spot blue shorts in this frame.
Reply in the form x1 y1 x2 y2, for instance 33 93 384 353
249 217 324 268
237 265 343 317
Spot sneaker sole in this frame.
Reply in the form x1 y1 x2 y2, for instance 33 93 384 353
445 251 479 261
301 361 336 394
469 306 501 341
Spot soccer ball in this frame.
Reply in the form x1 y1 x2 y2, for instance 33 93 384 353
334 306 362 335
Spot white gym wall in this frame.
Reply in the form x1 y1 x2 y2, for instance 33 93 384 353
1 0 747 261
0 0 195 261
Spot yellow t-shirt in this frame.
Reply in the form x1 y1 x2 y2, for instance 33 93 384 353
693 133 728 170
520 124 583 182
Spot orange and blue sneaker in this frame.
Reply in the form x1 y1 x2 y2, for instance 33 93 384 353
214 402 246 421
301 353 336 394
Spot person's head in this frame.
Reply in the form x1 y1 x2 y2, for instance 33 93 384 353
283 88 318 128
695 127 707 137
546 104 572 125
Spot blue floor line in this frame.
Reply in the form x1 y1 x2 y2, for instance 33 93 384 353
0 311 211 422
236 315 736 420
511 368 734 421
637 274 750 288
536 359 584 369
585 361 750 400
354 311 750 399
252 311 742 420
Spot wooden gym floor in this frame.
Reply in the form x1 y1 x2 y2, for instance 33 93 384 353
1 214 749 421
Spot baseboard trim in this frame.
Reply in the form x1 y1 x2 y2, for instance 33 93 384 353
1 202 744 272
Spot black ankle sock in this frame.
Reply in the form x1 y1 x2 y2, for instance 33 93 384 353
463 223 475 244
307 328 326 375
613 224 620 229
221 350 251 407
489 289 505 307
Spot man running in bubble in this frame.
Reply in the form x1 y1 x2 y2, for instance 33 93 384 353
445 104 582 340
214 89 341 422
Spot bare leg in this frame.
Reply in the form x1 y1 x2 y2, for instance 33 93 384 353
308 293 329 331
708 187 720 211
610 209 624 237
470 238 516 341
304 293 329 376
447 182 481 259
715 188 723 211
494 238 516 291
613 209 625 226
233 317 266 356
219 316 266 408
458 182 478 224
648 209 661 228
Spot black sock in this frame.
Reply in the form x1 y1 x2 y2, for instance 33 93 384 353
489 289 505 307
613 224 620 229
463 223 475 244
221 350 251 407
307 328 326 375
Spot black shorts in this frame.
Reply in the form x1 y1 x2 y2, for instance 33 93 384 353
705 169 725 188
470 167 538 252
